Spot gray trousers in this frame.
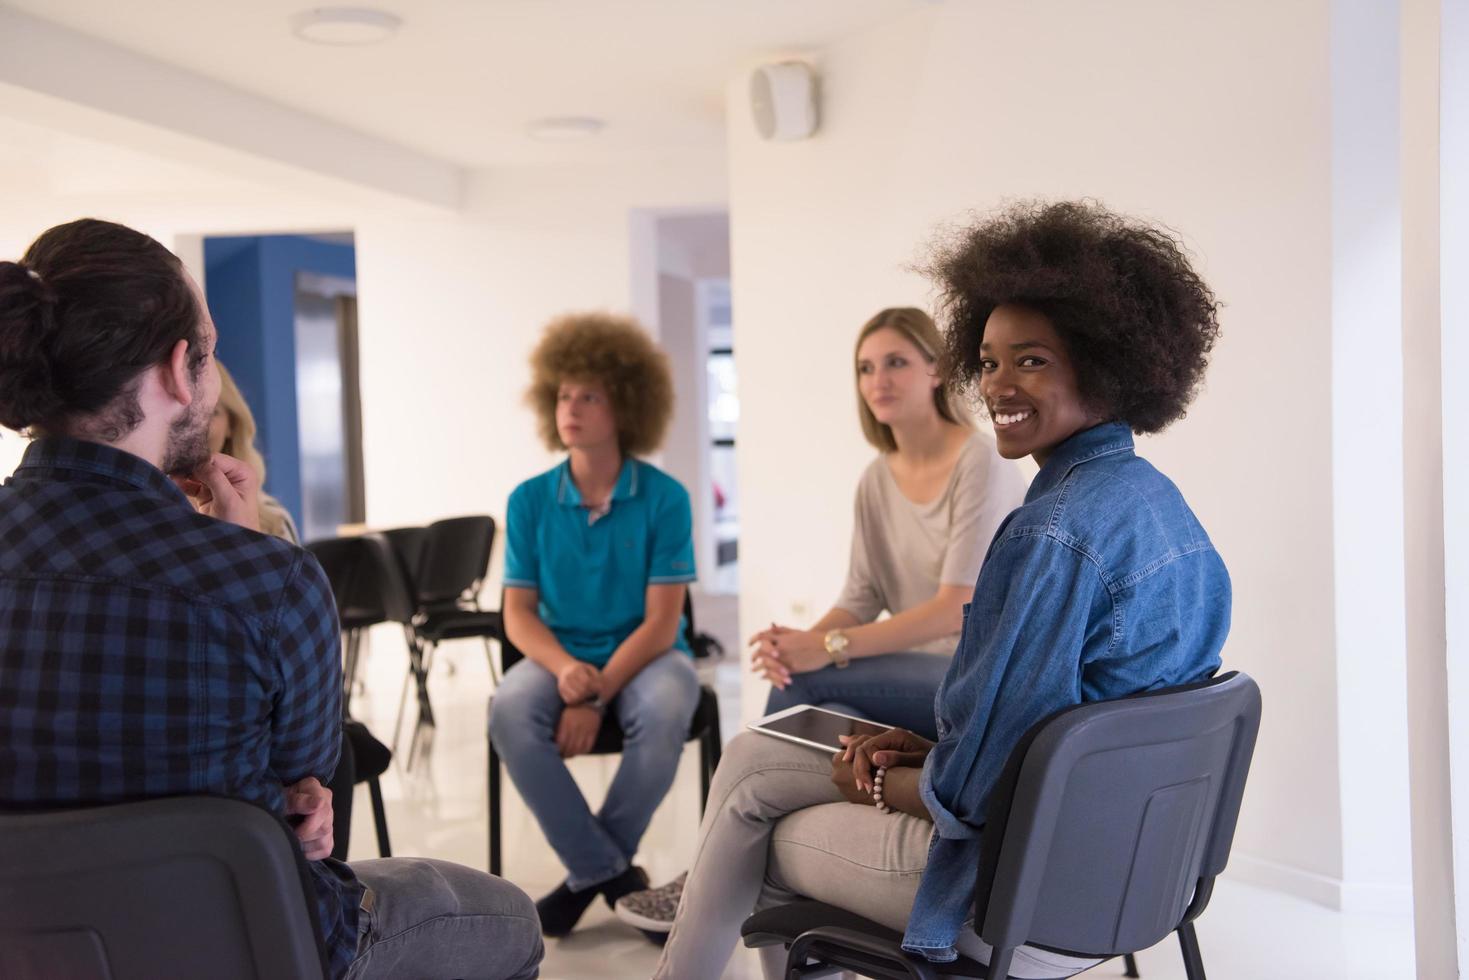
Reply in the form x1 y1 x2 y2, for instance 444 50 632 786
653 732 1098 980
344 858 543 980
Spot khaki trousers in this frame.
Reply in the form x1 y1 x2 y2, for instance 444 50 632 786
653 732 1098 980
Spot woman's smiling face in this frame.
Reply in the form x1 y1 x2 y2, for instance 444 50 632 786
978 304 1097 465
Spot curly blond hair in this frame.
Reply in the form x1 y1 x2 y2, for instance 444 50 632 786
526 312 674 456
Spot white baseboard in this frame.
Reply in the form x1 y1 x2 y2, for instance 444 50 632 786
1225 854 1415 918
1225 854 1343 909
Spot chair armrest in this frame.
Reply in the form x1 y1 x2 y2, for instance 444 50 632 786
787 926 940 980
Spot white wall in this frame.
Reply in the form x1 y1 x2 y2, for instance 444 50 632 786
350 162 726 547
725 0 1350 905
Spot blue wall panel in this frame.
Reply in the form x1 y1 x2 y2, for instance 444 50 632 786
203 235 356 533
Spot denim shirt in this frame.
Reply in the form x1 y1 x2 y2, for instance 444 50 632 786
903 423 1231 961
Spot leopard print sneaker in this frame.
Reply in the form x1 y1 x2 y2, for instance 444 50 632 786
612 871 687 934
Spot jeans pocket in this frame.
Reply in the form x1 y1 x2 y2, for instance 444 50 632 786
356 887 376 953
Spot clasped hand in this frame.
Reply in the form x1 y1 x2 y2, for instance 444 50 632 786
828 728 936 807
555 661 604 759
285 776 334 861
556 660 602 704
749 623 829 689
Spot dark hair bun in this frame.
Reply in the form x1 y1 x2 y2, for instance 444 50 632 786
0 261 67 430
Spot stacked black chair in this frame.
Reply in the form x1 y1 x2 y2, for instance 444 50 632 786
485 589 724 877
411 516 502 660
306 533 413 856
740 671 1262 980
306 535 380 703
381 517 502 768
0 796 328 979
389 516 500 701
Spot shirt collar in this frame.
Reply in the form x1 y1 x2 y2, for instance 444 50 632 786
555 457 639 507
10 436 191 506
1026 421 1135 500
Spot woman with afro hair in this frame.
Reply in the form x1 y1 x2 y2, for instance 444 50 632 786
490 311 701 938
653 200 1232 979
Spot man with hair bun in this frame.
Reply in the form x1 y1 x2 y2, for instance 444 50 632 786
0 219 542 980
490 311 700 938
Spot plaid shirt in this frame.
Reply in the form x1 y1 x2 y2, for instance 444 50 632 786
0 438 362 977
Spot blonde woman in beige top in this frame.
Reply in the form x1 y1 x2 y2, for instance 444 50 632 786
752 307 1027 738
614 307 1026 938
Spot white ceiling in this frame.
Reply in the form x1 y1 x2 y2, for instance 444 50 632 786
0 115 261 197
1 0 927 168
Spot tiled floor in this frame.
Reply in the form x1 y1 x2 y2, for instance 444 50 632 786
343 596 1415 980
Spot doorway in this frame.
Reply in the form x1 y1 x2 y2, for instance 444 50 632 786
631 210 737 596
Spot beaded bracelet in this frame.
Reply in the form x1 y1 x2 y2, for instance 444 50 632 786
872 765 891 813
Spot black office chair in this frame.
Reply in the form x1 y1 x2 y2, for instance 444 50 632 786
412 516 502 653
740 671 1262 980
385 516 502 710
306 533 409 854
0 796 328 980
307 535 416 699
377 518 503 769
485 588 724 877
328 718 395 859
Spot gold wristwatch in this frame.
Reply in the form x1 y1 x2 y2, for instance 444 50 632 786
823 629 851 669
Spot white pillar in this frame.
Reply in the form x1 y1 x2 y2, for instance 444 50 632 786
1330 0 1416 917
1440 0 1469 971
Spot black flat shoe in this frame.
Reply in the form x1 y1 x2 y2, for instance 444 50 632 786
599 865 650 910
535 866 648 938
535 880 601 938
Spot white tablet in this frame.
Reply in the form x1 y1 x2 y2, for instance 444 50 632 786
747 704 894 754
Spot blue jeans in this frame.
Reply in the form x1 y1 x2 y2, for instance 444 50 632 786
488 651 700 890
345 857 542 980
763 652 951 741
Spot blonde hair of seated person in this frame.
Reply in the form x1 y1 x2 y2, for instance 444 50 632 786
208 362 297 543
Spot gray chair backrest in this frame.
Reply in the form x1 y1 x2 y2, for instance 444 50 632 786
0 796 328 980
977 671 1261 957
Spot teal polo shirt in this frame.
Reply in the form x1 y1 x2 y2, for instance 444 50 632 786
504 458 697 666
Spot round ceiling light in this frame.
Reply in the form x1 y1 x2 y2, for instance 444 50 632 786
526 117 607 143
291 7 402 46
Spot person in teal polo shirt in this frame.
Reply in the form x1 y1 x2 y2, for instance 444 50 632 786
490 311 701 938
